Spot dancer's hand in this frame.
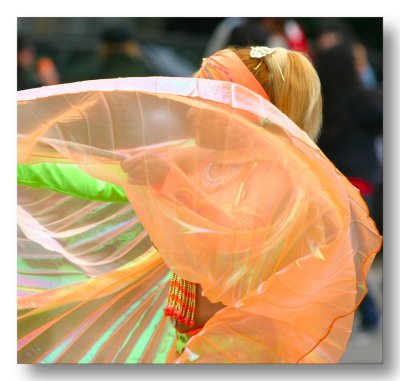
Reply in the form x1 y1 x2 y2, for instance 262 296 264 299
120 152 172 187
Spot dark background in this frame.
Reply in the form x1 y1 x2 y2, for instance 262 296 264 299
17 17 383 84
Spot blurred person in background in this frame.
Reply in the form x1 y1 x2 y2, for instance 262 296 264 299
69 23 193 82
314 18 383 237
353 41 380 91
92 24 158 79
223 18 271 50
314 38 383 335
315 18 381 90
205 17 310 56
17 34 60 90
204 17 246 57
260 17 310 55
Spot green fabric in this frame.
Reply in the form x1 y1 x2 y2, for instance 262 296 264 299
17 163 128 202
175 331 190 355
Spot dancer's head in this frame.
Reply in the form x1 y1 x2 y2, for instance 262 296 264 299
196 47 322 142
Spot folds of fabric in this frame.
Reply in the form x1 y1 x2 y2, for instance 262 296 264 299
17 184 151 277
17 164 177 363
17 77 382 363
18 248 175 364
17 224 90 298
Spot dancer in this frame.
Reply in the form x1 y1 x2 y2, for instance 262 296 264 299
17 46 381 363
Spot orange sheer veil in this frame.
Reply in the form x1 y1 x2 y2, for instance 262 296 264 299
17 48 381 364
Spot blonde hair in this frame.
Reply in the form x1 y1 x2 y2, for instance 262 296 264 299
231 47 323 142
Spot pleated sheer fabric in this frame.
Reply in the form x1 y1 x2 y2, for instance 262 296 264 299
17 77 382 363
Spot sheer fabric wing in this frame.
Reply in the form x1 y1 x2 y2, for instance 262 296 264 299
17 77 382 363
18 225 89 298
18 184 152 278
17 165 172 363
18 248 175 364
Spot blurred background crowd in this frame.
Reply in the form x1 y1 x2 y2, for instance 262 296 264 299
17 17 383 88
17 17 383 362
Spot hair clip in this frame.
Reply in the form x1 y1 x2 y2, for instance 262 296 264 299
249 46 285 82
249 46 276 58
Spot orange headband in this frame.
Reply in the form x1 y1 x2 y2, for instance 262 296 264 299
196 49 270 101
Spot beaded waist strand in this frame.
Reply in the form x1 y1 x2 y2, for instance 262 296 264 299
163 272 197 328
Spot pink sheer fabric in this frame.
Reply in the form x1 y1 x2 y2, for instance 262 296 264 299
17 77 381 363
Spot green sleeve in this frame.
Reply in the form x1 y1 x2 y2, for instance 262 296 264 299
17 163 128 202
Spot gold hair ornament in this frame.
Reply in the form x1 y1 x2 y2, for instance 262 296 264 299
250 46 285 82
